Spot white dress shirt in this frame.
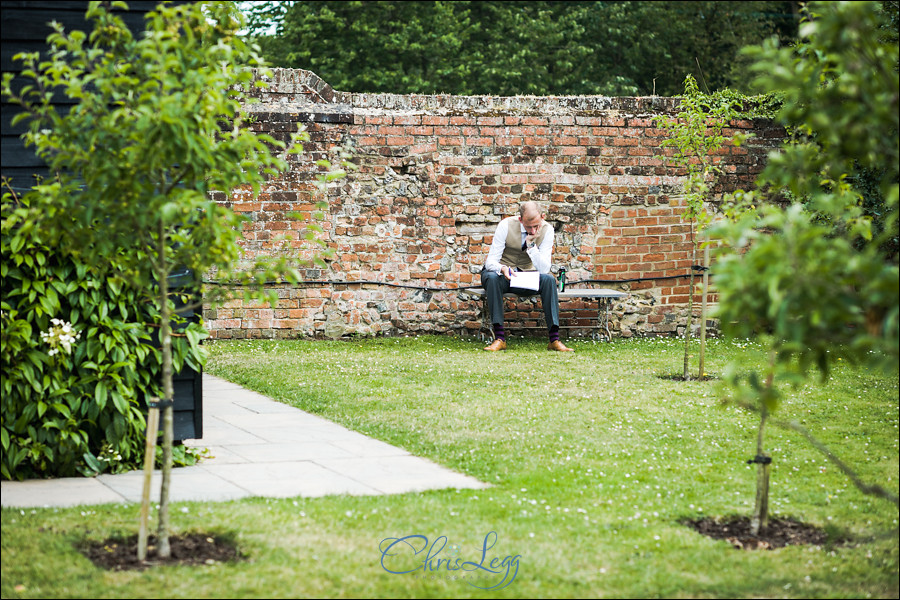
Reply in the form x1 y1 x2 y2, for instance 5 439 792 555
484 217 554 274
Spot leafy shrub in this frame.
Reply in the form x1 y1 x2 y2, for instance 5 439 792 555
1 195 205 480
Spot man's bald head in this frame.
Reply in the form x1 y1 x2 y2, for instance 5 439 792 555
519 201 542 219
518 201 545 236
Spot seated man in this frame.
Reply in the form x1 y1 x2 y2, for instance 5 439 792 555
481 201 574 352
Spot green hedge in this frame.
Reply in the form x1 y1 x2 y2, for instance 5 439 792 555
1 196 205 480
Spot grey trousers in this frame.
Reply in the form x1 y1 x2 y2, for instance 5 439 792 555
481 270 560 328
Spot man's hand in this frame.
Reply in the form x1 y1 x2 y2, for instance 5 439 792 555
520 208 544 249
501 266 513 280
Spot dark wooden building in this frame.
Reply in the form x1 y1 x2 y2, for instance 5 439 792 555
1 1 177 183
1 0 203 441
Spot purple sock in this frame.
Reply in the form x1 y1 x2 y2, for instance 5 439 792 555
493 323 506 341
549 325 560 343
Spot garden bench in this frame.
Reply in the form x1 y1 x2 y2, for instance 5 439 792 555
463 287 628 342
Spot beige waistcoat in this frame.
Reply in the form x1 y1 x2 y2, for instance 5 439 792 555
499 216 552 270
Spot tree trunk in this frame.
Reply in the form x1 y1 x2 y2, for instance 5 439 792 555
698 244 709 379
682 236 696 380
155 224 174 559
751 409 771 536
750 352 776 536
137 403 159 561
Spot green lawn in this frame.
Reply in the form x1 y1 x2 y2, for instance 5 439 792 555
2 335 897 598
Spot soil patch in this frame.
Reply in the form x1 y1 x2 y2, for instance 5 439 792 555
81 533 242 571
657 374 718 382
685 516 838 550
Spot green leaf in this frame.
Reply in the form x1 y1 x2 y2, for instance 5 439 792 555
110 390 128 415
81 451 103 476
94 380 107 409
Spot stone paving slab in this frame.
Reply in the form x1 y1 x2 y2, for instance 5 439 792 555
0 374 488 508
225 440 359 462
200 461 382 498
0 476 126 508
316 455 485 495
96 467 250 504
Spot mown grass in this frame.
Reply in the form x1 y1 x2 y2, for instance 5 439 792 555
2 335 897 598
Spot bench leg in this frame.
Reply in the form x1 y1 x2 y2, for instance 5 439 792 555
590 297 613 342
480 297 494 342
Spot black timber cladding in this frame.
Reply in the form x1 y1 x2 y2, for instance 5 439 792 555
1 1 170 184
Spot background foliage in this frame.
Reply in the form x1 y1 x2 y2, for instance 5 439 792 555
242 0 801 96
1 194 205 480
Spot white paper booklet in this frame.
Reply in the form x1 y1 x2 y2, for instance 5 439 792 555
509 270 540 292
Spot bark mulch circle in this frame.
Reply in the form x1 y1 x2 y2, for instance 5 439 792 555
685 515 839 550
81 533 242 571
657 374 719 382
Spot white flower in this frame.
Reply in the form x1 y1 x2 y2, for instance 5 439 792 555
42 319 81 356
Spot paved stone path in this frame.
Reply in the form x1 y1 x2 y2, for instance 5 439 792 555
1 374 487 508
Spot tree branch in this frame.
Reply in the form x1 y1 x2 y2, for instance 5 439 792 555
732 398 899 508
773 416 899 508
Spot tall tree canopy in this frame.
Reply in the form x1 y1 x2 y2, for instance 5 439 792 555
242 1 800 96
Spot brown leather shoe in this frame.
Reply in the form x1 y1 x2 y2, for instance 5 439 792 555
547 340 574 352
484 339 507 351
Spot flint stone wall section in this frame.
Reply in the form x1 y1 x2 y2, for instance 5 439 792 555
205 69 785 340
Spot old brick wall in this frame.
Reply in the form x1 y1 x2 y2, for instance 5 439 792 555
204 69 784 340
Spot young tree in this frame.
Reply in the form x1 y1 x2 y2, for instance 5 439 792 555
2 1 334 558
653 75 743 380
711 0 899 534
